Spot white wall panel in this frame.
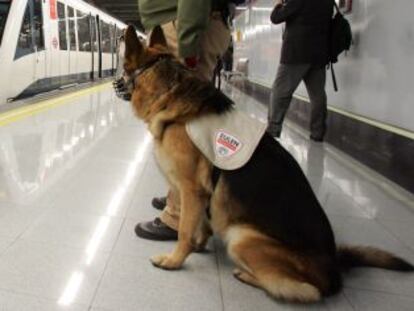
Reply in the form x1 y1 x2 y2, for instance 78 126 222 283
233 0 414 132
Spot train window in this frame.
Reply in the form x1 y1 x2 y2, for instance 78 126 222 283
67 6 77 51
101 21 110 53
111 24 117 53
15 0 44 59
32 0 44 51
15 1 33 58
57 2 67 50
0 0 11 46
77 10 91 52
91 16 97 52
114 25 120 51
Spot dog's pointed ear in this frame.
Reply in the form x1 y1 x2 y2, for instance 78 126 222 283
148 25 168 48
124 25 143 61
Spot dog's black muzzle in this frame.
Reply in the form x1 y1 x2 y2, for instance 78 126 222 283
113 77 132 101
113 54 174 102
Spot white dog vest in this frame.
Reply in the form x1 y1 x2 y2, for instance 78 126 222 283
185 108 267 170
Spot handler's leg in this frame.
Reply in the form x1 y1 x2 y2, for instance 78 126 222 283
267 64 310 137
135 16 229 241
304 66 327 141
135 189 179 241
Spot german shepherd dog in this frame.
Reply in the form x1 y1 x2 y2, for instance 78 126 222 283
121 25 413 303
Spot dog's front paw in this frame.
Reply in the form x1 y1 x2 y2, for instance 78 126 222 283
150 254 182 270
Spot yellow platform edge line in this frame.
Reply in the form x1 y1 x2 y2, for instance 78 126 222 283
0 82 111 127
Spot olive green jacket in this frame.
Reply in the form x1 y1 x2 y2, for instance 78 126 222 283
138 0 212 58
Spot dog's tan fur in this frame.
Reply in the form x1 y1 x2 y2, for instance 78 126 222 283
122 26 324 302
122 25 413 303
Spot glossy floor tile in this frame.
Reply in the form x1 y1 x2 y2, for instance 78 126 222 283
0 289 88 311
92 252 221 311
379 218 414 252
0 202 49 238
0 240 110 305
344 288 414 311
0 83 413 310
0 237 14 255
20 209 124 252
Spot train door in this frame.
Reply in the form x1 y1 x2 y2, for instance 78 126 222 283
111 24 115 75
12 0 46 99
67 6 77 78
33 0 45 84
96 15 102 78
90 15 99 79
114 26 119 75
57 1 69 83
89 14 94 79
76 9 91 82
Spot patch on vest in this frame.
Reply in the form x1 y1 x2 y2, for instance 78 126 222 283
215 131 243 158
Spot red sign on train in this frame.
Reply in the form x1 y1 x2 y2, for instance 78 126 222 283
50 0 57 20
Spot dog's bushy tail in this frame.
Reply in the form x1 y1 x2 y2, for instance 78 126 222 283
337 246 414 271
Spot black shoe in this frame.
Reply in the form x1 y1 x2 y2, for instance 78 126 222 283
273 131 281 138
266 124 281 138
135 217 178 241
152 196 167 210
310 135 324 142
267 129 281 138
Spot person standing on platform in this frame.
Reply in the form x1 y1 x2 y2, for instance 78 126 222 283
134 0 232 241
267 0 333 142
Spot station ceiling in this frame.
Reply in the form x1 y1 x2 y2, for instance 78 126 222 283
85 0 143 30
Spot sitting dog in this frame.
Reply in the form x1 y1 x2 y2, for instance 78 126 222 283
121 25 413 303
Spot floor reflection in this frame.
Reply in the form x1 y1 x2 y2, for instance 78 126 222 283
0 88 131 204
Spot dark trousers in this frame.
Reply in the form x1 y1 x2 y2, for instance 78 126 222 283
268 64 327 138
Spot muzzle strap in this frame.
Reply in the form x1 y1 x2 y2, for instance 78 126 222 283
113 77 132 101
113 54 173 101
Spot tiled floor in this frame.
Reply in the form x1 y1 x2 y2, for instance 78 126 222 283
0 83 413 310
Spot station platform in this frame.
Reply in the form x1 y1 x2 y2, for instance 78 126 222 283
0 83 413 310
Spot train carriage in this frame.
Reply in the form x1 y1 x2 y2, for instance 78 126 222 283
0 0 130 104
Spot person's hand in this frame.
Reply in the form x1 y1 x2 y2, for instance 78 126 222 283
184 56 198 69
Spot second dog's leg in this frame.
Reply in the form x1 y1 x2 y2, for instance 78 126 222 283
151 187 205 269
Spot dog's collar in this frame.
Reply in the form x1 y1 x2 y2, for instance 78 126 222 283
127 54 173 89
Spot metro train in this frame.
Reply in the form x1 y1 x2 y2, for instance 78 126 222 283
0 0 135 105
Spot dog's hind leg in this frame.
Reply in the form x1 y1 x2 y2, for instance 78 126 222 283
233 268 261 288
226 226 322 303
253 265 321 303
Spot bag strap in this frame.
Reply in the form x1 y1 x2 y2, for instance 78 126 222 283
330 63 338 92
333 1 342 15
212 57 222 90
331 2 342 92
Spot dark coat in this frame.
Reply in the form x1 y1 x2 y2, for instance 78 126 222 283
271 0 333 65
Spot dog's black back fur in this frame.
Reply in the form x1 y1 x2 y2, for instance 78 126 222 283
221 133 337 256
153 58 234 114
